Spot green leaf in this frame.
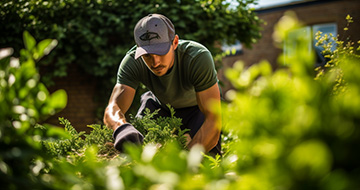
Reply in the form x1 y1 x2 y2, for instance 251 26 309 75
46 125 71 139
23 31 36 51
36 39 58 60
48 89 67 109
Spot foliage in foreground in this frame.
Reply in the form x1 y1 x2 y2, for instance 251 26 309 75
1 13 360 190
222 12 360 189
0 31 67 189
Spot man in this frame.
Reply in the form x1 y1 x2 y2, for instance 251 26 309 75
103 14 222 155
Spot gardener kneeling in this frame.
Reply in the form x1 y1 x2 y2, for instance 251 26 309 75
103 14 222 156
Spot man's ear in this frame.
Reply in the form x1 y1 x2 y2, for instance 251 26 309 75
172 35 179 50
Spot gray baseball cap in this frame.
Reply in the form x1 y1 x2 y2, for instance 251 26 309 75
134 14 175 59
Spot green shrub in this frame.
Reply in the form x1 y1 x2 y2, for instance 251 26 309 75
130 105 189 149
38 106 189 160
222 12 360 189
0 31 67 189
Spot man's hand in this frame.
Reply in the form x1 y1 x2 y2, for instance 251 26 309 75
184 133 192 146
113 123 144 152
104 84 140 151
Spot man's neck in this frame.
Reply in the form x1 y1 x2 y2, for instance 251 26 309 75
166 51 176 75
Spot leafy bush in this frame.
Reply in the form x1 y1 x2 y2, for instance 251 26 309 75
0 31 67 189
222 12 360 189
38 105 189 159
130 105 189 149
37 118 85 157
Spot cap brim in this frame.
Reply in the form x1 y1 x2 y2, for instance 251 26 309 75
135 42 171 59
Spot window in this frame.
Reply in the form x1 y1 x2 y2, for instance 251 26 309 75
313 23 337 52
222 40 243 56
284 26 312 60
283 22 337 66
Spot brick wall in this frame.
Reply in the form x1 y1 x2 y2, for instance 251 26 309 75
220 0 360 94
44 65 100 133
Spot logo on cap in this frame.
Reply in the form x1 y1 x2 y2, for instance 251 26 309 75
139 31 160 41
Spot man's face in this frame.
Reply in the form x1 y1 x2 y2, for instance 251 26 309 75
141 36 178 76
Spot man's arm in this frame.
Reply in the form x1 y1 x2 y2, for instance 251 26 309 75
103 84 136 130
187 83 222 152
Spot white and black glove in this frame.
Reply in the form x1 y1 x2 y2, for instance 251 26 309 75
113 123 144 152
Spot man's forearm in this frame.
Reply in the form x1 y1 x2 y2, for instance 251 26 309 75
187 117 221 152
105 102 144 152
103 103 127 131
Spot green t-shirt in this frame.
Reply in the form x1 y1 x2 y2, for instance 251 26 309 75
117 40 218 109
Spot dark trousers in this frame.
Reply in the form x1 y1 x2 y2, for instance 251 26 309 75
136 91 222 156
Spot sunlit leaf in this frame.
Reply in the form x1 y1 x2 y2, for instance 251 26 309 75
47 89 67 109
23 31 36 51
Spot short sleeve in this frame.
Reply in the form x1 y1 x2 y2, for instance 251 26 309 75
117 53 140 89
189 51 218 92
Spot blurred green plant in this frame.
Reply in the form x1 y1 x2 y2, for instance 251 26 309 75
0 31 67 189
315 14 360 95
222 12 360 189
